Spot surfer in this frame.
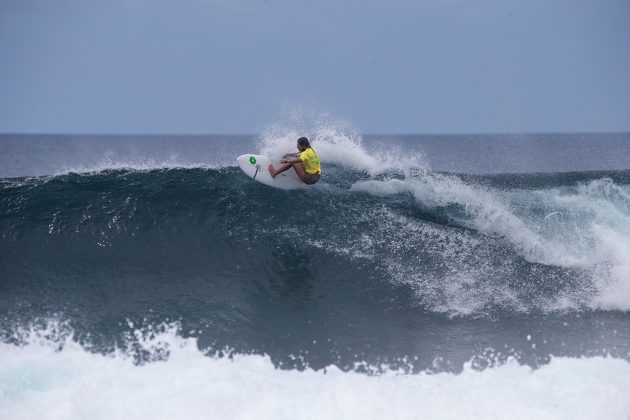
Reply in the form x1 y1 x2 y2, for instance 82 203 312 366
268 137 321 185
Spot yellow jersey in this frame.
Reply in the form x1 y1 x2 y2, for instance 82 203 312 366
299 147 321 175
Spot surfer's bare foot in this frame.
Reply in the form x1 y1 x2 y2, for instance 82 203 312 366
268 164 277 177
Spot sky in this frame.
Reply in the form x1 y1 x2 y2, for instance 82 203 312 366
1 0 629 134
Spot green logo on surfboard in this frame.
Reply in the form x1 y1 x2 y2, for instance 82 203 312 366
249 156 256 165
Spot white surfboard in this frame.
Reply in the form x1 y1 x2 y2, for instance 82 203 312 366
236 154 305 190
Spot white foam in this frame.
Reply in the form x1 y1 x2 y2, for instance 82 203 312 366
539 178 630 310
1 325 629 420
257 110 426 175
351 175 573 266
351 174 630 312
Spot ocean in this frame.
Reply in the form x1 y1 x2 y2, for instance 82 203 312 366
1 130 630 419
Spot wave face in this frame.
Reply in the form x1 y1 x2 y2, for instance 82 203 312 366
3 166 630 313
1 132 630 418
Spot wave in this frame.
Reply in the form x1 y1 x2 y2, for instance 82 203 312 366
1 321 629 420
3 128 629 419
2 157 630 316
2 128 630 319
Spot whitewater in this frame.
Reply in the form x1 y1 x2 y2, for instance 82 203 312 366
1 322 629 420
1 127 630 419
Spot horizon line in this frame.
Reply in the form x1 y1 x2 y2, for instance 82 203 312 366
1 131 629 137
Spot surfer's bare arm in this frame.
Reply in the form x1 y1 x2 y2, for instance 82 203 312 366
281 157 302 164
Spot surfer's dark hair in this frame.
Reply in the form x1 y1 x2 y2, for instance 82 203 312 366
297 137 311 148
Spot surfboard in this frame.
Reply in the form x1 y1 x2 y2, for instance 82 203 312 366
236 154 305 190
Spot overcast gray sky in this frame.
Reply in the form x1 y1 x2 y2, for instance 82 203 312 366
1 0 629 134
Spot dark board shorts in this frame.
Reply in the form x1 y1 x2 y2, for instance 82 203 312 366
303 172 320 185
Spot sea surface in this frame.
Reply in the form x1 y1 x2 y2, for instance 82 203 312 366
1 131 630 419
